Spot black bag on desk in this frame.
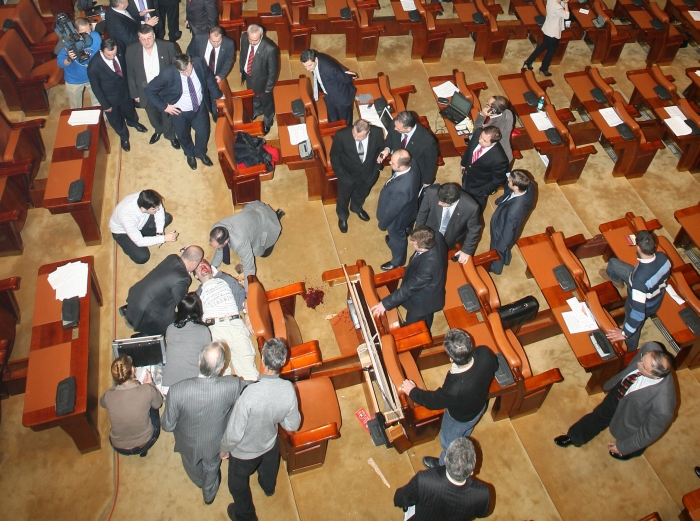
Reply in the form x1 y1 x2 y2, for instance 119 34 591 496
76 129 91 150
234 131 274 172
497 295 539 330
291 98 305 118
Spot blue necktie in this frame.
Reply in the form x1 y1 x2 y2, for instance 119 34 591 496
187 76 199 112
222 245 230 265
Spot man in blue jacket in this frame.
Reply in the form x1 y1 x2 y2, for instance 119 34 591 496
300 48 357 125
57 18 101 108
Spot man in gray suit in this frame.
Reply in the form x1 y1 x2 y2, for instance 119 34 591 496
162 341 248 504
554 341 676 460
209 201 284 286
125 24 180 148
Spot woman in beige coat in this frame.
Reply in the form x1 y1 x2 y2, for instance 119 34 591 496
523 0 570 76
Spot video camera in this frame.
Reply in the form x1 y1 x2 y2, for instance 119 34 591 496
54 13 93 64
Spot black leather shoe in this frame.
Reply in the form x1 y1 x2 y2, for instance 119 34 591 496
139 450 148 458
204 494 216 505
554 435 573 448
187 156 197 170
118 305 127 317
171 31 182 42
609 451 631 460
354 209 370 222
263 125 271 136
199 155 213 167
276 209 285 220
422 456 440 469
381 261 397 271
338 219 348 233
149 132 162 144
540 68 552 77
227 503 236 521
522 61 533 71
695 466 700 478
171 138 180 150
133 123 148 133
121 140 130 152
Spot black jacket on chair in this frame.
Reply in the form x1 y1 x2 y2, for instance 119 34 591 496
384 123 439 186
376 160 421 233
125 39 179 109
87 52 131 110
460 127 509 206
105 7 141 56
314 52 357 108
125 254 192 336
239 33 279 94
381 232 448 316
416 184 483 256
145 56 223 116
186 33 235 79
329 124 384 183
489 182 535 273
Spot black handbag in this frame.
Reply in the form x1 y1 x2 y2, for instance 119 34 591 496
234 131 274 172
497 295 539 330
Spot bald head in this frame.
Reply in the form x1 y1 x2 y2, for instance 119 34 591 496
199 341 226 377
181 245 204 272
390 149 411 171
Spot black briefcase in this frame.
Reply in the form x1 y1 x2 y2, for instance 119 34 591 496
497 295 539 330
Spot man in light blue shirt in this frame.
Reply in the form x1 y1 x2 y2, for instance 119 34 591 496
56 18 101 108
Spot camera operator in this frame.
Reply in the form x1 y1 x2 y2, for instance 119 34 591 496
57 18 101 109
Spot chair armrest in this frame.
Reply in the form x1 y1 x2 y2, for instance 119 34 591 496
391 85 417 96
0 210 22 223
234 121 265 136
467 81 488 94
319 120 347 136
17 75 49 85
236 163 269 178
283 422 341 447
265 282 306 301
555 108 576 123
411 404 444 422
523 367 563 392
573 144 597 156
231 88 257 99
283 340 323 373
640 140 664 151
10 119 46 130
0 277 20 292
374 266 405 286
473 249 500 267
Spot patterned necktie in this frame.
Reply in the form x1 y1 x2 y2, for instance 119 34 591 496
113 59 123 77
472 145 484 164
246 45 255 75
617 371 641 401
208 48 216 73
187 76 199 112
312 68 319 101
401 134 408 149
222 245 230 265
357 140 365 162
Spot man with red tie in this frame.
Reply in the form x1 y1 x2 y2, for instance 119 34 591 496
186 26 235 83
239 24 280 135
88 38 148 152
460 125 509 211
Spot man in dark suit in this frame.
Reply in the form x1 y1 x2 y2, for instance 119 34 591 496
555 342 676 460
185 0 217 36
157 0 181 42
488 169 535 275
127 0 163 39
105 0 159 56
461 126 509 210
162 341 248 505
124 245 204 336
330 119 384 233
416 183 482 264
300 48 357 125
371 226 447 330
376 150 421 271
145 54 223 170
394 437 491 521
240 25 279 135
88 38 148 152
126 25 180 148
187 26 235 82
378 111 439 187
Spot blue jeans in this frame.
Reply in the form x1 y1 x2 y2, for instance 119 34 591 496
111 407 161 456
606 258 642 352
438 405 487 465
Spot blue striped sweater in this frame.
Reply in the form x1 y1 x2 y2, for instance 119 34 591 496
623 252 671 337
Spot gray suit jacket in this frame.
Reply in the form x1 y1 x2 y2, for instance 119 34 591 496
475 109 514 163
210 201 282 280
604 342 677 455
125 39 179 110
162 375 247 463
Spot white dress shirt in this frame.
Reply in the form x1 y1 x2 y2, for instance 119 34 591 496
108 192 165 246
244 42 258 72
175 69 203 111
143 42 159 83
100 52 122 73
623 369 663 395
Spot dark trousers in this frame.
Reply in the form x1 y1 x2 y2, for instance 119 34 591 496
336 174 377 220
171 105 211 159
106 99 140 142
111 407 161 456
112 212 173 264
145 102 175 141
157 0 179 40
405 310 434 330
606 258 644 352
325 95 353 126
386 220 409 266
247 84 275 128
525 34 560 72
227 439 280 521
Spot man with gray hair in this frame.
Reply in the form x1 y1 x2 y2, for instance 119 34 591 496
240 25 280 135
162 341 248 505
394 437 491 520
221 338 301 521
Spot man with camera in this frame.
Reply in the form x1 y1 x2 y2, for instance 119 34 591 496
57 17 101 109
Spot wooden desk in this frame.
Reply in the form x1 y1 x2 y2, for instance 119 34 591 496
673 201 700 252
665 0 700 47
613 0 683 64
42 109 110 246
21 256 103 453
682 486 700 521
684 67 700 106
571 1 630 65
453 0 513 63
509 0 576 65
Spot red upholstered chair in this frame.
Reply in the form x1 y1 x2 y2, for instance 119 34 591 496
0 0 58 63
0 29 63 115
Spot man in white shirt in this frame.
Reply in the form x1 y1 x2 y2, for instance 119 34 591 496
194 260 259 382
109 190 179 264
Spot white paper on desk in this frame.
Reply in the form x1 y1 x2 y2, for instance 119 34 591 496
404 506 416 520
67 109 100 126
48 261 88 301
562 310 599 334
599 107 623 127
665 116 693 136
567 297 597 324
538 152 550 167
432 81 460 98
401 0 416 11
287 124 309 145
666 285 686 306
530 111 553 131
579 8 589 14
696 70 700 77
665 105 685 119
689 10 700 21
358 103 390 136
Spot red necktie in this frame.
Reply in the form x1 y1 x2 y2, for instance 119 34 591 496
246 45 255 75
208 48 216 73
401 134 407 149
113 59 123 77
471 145 483 164
617 371 641 401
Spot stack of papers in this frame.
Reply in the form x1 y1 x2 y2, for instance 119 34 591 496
432 81 460 98
665 105 685 119
47 261 89 301
287 124 309 145
358 104 390 135
67 110 101 126
561 297 598 334
400 0 416 11
689 10 700 21
665 116 692 136
530 112 553 131
599 107 623 127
